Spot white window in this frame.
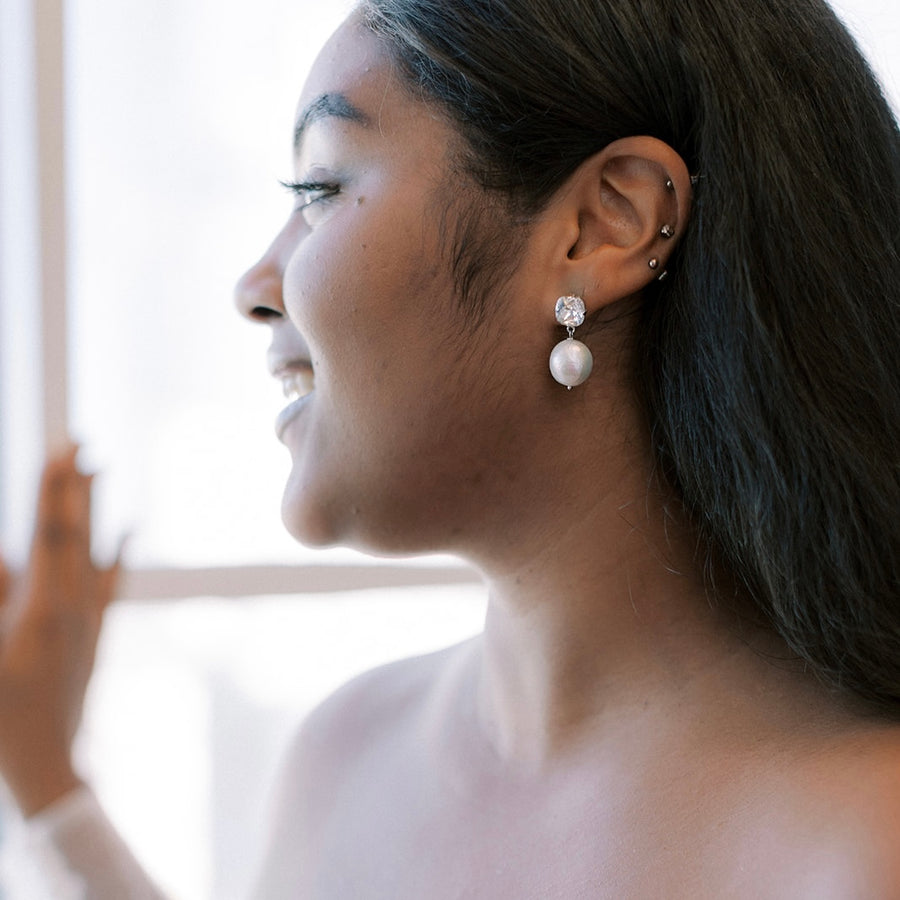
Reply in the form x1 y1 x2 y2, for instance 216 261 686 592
0 2 484 896
0 0 897 896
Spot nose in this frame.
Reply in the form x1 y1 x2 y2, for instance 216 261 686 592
234 216 300 323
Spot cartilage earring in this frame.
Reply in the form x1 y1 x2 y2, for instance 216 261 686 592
549 295 593 389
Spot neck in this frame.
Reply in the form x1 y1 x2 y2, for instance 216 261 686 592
455 415 787 768
442 351 836 768
475 492 723 759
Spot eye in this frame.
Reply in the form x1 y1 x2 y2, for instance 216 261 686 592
280 179 341 225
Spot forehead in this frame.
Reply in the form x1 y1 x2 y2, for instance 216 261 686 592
291 15 459 175
295 15 387 116
293 14 424 156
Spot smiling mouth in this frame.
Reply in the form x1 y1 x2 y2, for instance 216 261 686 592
281 369 315 401
275 367 315 440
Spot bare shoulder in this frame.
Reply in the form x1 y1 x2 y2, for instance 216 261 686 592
308 637 470 734
829 724 900 873
710 717 900 897
784 721 900 894
279 636 475 797
253 638 476 892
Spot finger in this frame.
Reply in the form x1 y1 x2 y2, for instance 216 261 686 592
29 450 92 608
34 456 89 566
30 445 82 552
53 468 94 608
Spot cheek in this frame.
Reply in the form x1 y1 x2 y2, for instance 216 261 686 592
284 200 403 336
276 190 540 550
282 195 452 400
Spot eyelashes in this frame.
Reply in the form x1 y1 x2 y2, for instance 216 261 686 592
279 178 341 210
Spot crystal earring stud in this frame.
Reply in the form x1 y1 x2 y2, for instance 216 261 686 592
549 295 593 389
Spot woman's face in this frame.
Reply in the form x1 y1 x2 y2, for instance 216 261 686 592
235 16 554 555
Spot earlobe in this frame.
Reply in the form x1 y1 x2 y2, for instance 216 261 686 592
557 136 692 310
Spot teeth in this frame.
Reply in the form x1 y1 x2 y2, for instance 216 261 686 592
281 370 315 400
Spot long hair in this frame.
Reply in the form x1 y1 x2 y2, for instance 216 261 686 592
362 0 900 714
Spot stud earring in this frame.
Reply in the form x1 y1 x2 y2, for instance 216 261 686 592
665 179 674 191
648 258 660 270
660 224 675 239
549 295 593 389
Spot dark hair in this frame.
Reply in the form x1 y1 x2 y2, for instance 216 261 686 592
362 0 900 713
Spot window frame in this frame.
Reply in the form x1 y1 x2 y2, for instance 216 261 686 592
0 0 479 598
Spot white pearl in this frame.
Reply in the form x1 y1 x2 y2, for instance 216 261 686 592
549 338 593 387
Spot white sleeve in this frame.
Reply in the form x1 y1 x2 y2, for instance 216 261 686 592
0 786 168 900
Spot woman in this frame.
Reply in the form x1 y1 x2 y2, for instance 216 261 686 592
1 0 898 896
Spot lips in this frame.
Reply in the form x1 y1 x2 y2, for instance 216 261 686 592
273 364 315 441
267 323 315 441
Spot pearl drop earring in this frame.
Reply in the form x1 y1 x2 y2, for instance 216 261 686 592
549 295 593 389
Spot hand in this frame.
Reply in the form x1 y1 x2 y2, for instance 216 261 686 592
0 446 121 816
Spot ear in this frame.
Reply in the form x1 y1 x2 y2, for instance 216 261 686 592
543 136 692 311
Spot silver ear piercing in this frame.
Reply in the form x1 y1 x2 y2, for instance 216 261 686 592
655 224 674 280
649 258 669 280
651 258 669 281
667 174 702 190
549 295 593 389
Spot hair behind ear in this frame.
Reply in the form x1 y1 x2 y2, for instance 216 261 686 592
365 0 900 714
640 2 900 711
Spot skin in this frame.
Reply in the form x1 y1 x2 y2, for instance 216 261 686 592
1 13 899 898
0 446 118 816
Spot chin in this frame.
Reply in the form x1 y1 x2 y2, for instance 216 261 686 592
281 499 410 557
279 445 467 556
279 472 379 553
281 508 337 549
280 479 448 559
279 464 341 548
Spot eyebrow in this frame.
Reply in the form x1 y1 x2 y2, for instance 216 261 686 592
293 93 370 152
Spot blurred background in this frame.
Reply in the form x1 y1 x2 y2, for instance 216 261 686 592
0 0 897 896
